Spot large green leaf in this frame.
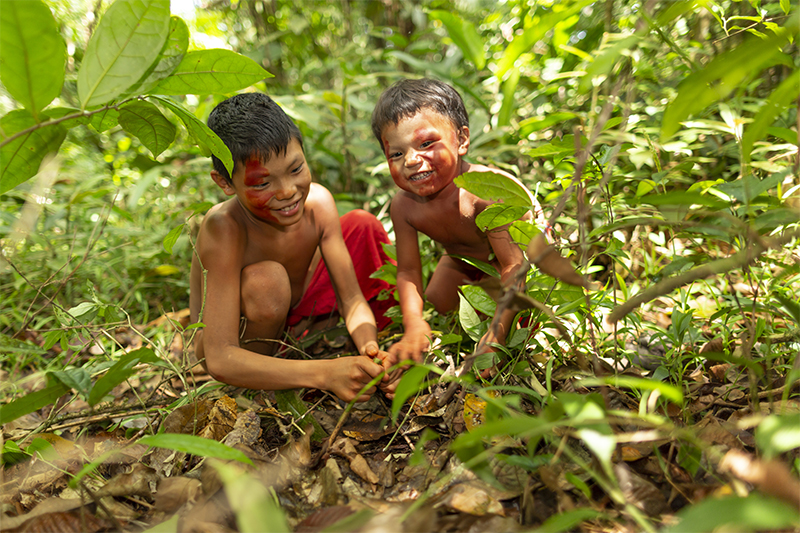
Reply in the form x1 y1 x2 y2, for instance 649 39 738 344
455 171 533 207
661 21 796 140
88 348 161 406
663 493 800 533
497 68 520 127
138 433 253 465
152 96 233 177
215 463 290 533
0 374 70 426
0 0 65 118
428 10 486 70
0 110 66 194
741 69 800 164
118 100 177 157
122 16 190 98
475 204 530 231
755 414 800 460
78 0 170 108
151 49 272 95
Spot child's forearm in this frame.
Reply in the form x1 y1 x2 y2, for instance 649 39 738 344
204 344 325 391
396 272 427 329
342 300 380 354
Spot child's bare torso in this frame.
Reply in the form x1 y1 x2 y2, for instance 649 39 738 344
192 186 325 306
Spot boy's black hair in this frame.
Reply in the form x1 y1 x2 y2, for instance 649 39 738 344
371 78 469 145
207 92 303 181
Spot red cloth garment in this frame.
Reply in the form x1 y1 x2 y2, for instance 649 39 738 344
286 209 395 330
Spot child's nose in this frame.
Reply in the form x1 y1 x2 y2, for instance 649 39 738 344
274 181 296 199
405 150 422 167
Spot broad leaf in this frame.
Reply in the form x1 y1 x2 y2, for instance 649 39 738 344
153 96 233 177
118 100 176 157
151 49 272 95
90 108 121 132
215 463 290 533
741 69 800 164
661 24 796 140
755 414 800 460
428 10 486 70
0 110 66 194
391 364 443 423
0 0 65 117
78 0 170 108
455 172 533 207
663 493 800 533
519 113 577 137
475 204 530 231
88 348 161 406
51 368 92 398
163 224 184 254
138 433 253 465
0 375 70 426
460 285 497 316
458 292 484 342
633 191 728 209
123 16 190 98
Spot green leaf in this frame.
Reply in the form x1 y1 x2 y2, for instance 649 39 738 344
391 364 442 423
78 0 170 108
496 0 595 78
0 0 65 117
497 68 520 127
580 376 684 405
537 508 604 533
524 135 576 160
663 493 800 533
118 101 176 157
122 16 189 98
152 96 233 178
89 108 120 132
579 34 642 93
460 285 497 316
742 69 800 164
214 462 290 533
755 414 800 460
458 292 484 342
0 110 66 194
0 375 70 426
163 224 184 254
138 433 253 465
455 171 533 207
151 49 272 95
475 204 530 231
714 168 790 204
88 348 161 406
428 10 485 70
661 28 795 140
51 368 91 398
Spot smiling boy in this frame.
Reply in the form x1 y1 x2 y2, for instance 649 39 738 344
190 93 391 402
371 78 545 368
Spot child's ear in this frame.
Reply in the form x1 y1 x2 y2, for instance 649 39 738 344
211 170 235 196
457 126 470 156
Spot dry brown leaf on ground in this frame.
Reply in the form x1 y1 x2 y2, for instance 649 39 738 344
719 449 800 510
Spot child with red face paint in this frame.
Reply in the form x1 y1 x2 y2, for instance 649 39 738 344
190 93 393 403
371 78 547 379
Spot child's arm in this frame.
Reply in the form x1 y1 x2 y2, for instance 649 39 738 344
314 189 385 360
196 212 383 401
483 224 528 347
387 198 432 364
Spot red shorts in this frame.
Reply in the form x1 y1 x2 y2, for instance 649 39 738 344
286 209 395 330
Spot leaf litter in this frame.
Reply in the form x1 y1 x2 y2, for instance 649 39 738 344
1 300 800 533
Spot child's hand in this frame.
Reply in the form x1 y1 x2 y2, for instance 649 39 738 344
388 321 432 363
326 356 384 403
377 369 404 399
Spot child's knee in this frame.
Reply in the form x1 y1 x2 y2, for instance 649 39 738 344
240 261 291 322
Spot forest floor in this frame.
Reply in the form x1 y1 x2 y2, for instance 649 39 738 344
1 305 799 533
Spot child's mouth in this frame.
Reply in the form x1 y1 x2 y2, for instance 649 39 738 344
409 170 433 182
275 201 299 213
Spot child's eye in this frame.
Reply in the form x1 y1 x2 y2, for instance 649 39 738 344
292 163 304 173
388 151 402 159
253 182 270 189
420 141 433 148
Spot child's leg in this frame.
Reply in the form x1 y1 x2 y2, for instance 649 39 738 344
425 255 473 314
239 260 292 355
